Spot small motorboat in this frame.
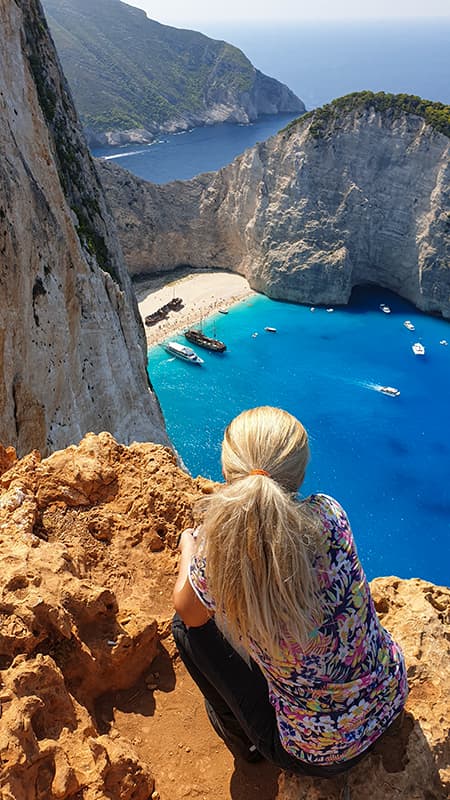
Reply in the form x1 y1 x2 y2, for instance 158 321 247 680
310 307 315 312
264 326 277 333
380 304 391 314
251 332 258 338
379 386 400 397
440 339 448 346
218 308 228 315
326 308 334 313
403 320 415 331
412 342 425 356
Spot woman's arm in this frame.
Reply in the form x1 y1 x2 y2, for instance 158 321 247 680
173 529 211 627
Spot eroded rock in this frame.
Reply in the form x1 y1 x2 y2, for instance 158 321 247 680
0 435 447 799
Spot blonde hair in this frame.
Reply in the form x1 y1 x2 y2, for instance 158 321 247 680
198 406 323 658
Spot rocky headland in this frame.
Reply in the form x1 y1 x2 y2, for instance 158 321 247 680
99 93 450 318
42 0 305 147
0 435 448 800
0 0 169 457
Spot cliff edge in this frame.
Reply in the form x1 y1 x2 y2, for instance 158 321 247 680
99 92 450 318
0 0 169 456
0 435 448 799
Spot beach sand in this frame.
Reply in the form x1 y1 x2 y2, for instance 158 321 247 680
134 269 256 348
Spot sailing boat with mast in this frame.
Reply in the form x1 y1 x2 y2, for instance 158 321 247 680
184 315 227 352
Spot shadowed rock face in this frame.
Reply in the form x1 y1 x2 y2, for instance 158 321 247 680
0 0 169 457
99 103 450 318
0 436 448 799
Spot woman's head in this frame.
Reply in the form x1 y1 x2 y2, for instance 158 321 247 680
199 407 321 657
222 406 310 492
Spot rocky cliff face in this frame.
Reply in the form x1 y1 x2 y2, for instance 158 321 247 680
42 0 305 147
0 435 448 800
99 96 450 318
0 0 169 456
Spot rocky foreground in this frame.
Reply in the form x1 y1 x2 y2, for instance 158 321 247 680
0 434 448 800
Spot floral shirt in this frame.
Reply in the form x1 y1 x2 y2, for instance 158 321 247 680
189 493 408 765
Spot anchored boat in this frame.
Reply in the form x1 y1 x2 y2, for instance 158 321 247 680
163 341 204 365
184 329 226 352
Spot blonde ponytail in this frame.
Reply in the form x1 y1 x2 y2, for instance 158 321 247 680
198 407 323 657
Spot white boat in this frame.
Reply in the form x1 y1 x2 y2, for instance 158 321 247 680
380 386 401 397
310 307 315 312
440 339 448 346
218 308 228 315
403 320 415 331
326 308 334 313
264 326 277 333
379 304 391 314
163 341 204 364
412 342 425 356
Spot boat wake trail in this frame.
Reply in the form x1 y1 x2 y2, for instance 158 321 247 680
357 380 383 392
101 150 147 160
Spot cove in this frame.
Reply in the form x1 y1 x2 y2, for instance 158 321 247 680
147 286 450 586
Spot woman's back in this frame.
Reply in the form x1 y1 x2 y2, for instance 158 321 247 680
190 492 408 764
174 406 408 774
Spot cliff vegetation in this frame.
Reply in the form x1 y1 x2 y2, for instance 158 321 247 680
42 0 304 143
283 91 450 139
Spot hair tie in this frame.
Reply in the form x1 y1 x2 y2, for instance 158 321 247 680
249 469 270 477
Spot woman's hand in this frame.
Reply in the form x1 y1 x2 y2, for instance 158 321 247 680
173 527 210 627
178 527 198 556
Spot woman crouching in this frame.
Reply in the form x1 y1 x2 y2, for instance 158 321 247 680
172 406 408 775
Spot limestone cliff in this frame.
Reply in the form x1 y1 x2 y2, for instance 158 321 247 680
99 93 450 318
0 0 169 456
42 0 305 147
0 435 448 799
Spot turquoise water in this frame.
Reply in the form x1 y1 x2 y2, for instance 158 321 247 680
147 286 450 586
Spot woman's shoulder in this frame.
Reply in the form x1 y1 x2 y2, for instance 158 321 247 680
304 493 350 523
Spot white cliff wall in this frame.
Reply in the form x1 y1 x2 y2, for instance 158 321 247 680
0 0 169 456
100 105 450 318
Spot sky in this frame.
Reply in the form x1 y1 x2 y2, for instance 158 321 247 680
123 0 450 27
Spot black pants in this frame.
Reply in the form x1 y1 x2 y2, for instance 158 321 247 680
172 614 368 777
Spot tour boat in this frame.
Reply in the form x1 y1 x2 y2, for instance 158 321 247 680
403 320 415 331
163 341 204 364
412 342 425 356
379 386 401 397
264 326 277 333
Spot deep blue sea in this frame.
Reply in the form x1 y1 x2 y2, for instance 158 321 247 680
93 19 450 183
148 288 450 586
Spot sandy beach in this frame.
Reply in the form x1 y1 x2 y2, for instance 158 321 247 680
134 269 256 348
